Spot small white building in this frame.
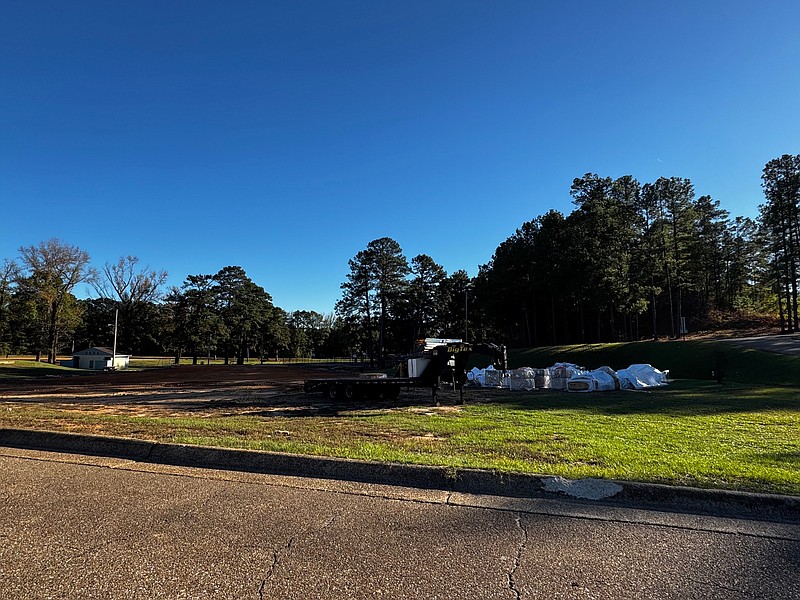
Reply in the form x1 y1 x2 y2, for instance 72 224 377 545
69 347 130 370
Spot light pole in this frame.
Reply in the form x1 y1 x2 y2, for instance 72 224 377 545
111 308 118 370
464 285 470 342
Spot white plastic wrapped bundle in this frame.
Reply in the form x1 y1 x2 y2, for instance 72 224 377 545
548 363 586 390
567 368 617 392
508 367 536 391
484 367 502 388
509 377 535 391
467 367 486 386
617 364 669 389
533 368 551 389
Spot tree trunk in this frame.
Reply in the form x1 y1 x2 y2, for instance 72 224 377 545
666 265 675 339
596 308 602 342
48 300 59 364
609 305 616 341
379 305 386 369
365 290 373 368
651 282 658 341
777 278 786 333
784 255 794 333
523 304 531 347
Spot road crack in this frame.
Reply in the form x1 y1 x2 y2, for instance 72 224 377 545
507 513 528 600
259 537 295 599
257 512 337 598
686 575 761 599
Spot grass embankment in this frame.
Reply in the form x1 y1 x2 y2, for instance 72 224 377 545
0 356 351 376
510 339 800 386
0 359 78 379
1 341 799 495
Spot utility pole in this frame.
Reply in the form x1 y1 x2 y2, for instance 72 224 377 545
111 308 118 370
464 286 469 342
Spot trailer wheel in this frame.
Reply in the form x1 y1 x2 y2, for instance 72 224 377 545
326 385 339 400
343 384 357 400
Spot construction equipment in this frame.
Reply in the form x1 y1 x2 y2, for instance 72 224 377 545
303 338 507 404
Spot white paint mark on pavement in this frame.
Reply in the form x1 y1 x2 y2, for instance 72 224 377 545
541 476 623 500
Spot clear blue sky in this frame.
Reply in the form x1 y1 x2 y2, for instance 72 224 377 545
2 1 798 313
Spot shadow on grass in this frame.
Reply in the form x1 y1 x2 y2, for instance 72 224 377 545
1 384 444 419
751 452 800 466
0 366 94 380
4 375 797 419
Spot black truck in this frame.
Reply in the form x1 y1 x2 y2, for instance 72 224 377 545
303 339 507 404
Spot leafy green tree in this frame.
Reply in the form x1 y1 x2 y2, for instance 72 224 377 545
213 266 274 364
166 275 221 363
287 310 329 357
0 260 18 355
73 297 117 350
18 239 94 362
260 306 291 360
319 314 360 358
7 271 81 357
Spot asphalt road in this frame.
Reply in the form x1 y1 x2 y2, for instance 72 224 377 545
1 449 798 600
718 333 800 356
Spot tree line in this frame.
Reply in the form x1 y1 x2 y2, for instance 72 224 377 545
0 155 795 362
0 247 339 363
473 174 771 347
333 157 794 358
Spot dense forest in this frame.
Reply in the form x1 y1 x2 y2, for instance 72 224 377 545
1 155 796 363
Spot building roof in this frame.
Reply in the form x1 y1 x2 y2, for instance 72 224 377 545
74 347 114 356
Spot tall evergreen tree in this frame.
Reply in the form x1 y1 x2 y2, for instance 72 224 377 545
760 154 800 332
213 266 274 365
408 254 447 343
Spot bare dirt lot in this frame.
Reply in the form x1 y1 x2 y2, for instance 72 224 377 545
0 365 443 419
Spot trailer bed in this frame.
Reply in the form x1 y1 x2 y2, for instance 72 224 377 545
303 376 429 400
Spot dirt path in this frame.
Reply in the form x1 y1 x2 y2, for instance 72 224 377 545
0 365 354 418
0 364 451 420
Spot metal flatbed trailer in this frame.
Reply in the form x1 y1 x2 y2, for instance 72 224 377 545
303 377 423 401
303 340 508 404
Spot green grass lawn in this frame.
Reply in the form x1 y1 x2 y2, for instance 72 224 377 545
0 359 79 379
